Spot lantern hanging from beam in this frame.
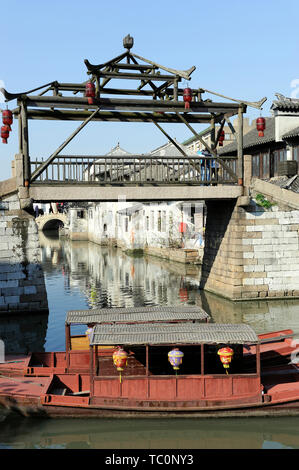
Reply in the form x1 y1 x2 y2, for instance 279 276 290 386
168 348 184 374
2 109 13 131
256 117 266 137
218 130 225 146
113 347 128 383
1 125 10 144
217 347 234 374
85 81 96 105
183 87 192 110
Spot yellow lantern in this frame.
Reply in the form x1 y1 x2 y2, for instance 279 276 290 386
168 348 184 374
217 347 234 374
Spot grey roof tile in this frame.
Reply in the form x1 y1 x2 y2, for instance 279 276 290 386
66 306 210 325
90 322 258 346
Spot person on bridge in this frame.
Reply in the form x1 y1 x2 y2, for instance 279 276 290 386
34 205 39 218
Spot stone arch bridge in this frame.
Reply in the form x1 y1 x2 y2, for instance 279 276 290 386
35 213 67 232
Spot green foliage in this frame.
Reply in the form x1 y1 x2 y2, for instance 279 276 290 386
255 193 276 209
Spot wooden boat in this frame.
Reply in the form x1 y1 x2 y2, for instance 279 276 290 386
0 304 296 379
1 321 299 418
0 305 211 377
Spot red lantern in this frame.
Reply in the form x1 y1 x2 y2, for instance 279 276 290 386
179 222 187 233
217 347 234 374
85 81 96 104
113 347 128 383
256 117 266 137
2 110 13 131
218 130 225 147
1 125 10 144
183 87 192 110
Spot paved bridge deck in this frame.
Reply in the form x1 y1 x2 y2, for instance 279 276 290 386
29 183 243 202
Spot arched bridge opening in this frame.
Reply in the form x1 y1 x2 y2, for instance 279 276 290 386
35 213 67 235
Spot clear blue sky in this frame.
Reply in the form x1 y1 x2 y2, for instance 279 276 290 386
1 0 299 180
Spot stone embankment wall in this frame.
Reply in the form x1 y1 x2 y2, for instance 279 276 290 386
0 194 48 314
201 197 299 300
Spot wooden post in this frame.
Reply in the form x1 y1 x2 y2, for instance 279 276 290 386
237 106 244 186
20 100 30 186
256 343 261 377
18 109 23 154
146 344 149 399
65 324 71 372
210 115 215 150
89 345 94 397
201 344 204 375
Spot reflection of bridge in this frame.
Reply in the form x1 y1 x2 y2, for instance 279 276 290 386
35 213 67 232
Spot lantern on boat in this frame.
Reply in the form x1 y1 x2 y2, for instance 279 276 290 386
217 347 234 374
85 327 93 343
218 130 225 147
85 81 96 105
1 125 10 144
168 348 184 373
113 347 128 383
2 109 13 131
183 87 192 110
256 117 266 137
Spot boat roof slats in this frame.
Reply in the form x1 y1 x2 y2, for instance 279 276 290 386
89 323 258 346
66 306 210 325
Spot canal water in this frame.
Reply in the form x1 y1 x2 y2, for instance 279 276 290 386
1 232 299 450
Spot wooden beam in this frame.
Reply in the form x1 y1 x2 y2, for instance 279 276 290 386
23 95 241 114
24 109 216 124
176 112 238 180
151 119 201 172
237 106 244 186
20 100 30 184
30 107 100 182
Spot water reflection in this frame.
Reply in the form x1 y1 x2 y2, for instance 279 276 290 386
2 232 299 449
0 313 48 355
39 232 299 351
0 414 298 449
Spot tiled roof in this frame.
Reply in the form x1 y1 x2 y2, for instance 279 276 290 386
66 305 210 325
267 175 299 194
90 322 258 346
271 95 299 111
282 126 299 139
218 117 275 156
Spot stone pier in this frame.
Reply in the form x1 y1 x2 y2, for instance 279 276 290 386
201 196 299 300
0 194 48 314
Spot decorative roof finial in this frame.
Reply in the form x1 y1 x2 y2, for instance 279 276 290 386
123 34 134 50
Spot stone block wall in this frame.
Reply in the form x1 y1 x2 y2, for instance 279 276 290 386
0 194 48 314
201 198 299 300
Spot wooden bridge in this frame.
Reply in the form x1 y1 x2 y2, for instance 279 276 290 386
0 35 265 204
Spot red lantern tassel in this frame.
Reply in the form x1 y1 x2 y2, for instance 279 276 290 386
258 131 264 137
185 102 190 110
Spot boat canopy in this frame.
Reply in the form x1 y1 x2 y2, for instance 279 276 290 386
65 306 210 325
89 322 258 346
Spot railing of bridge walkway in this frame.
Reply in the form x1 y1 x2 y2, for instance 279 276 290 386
30 155 237 185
